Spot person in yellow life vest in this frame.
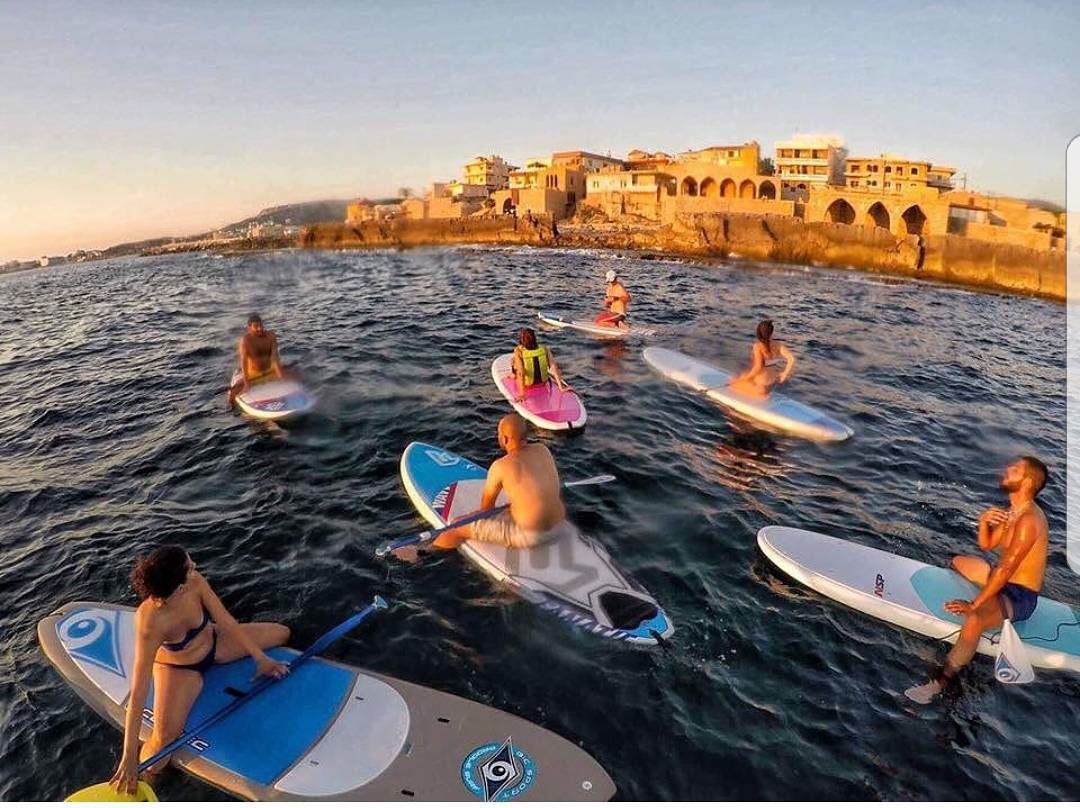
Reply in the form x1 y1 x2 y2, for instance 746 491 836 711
512 328 572 403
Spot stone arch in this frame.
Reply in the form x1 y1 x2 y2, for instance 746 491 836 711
865 202 890 230
758 180 776 199
720 178 737 198
825 198 856 225
699 177 718 198
901 205 927 236
739 179 756 199
502 198 515 214
681 176 698 196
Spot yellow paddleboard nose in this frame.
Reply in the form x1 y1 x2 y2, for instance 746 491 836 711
65 781 158 802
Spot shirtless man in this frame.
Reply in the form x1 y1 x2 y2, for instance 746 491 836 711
905 456 1050 704
393 415 576 562
227 314 285 407
597 269 631 330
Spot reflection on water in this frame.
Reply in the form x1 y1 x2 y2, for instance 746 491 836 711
0 247 1074 801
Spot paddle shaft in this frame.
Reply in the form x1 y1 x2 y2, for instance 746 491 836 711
376 474 616 557
138 595 387 772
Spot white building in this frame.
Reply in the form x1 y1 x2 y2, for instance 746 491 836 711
774 134 847 200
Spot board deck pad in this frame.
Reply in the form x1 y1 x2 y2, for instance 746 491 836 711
39 603 616 801
643 346 852 442
537 311 654 339
230 370 315 421
758 526 1080 671
491 353 586 431
400 442 674 645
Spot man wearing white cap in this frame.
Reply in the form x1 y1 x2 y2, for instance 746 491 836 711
597 269 631 330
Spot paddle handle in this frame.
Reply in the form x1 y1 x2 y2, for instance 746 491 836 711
138 595 388 771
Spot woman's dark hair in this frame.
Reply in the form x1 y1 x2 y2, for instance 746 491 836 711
756 319 774 351
519 328 538 350
132 545 190 600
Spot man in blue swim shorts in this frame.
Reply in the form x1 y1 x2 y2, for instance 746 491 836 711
905 456 1050 703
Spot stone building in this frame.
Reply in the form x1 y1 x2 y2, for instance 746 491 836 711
844 155 956 193
582 167 676 220
492 151 614 220
463 155 515 192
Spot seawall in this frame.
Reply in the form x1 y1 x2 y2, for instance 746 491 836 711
299 214 1066 301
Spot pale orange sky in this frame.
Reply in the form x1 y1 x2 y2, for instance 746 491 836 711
2 2 1074 263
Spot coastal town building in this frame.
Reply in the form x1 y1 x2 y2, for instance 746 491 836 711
843 155 956 193
774 134 847 200
677 141 760 170
626 150 675 170
551 150 624 173
582 166 676 220
493 151 610 221
462 155 515 191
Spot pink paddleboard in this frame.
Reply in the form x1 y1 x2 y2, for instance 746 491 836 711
491 353 587 430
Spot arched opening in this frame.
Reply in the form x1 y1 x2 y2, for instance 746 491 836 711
865 202 890 230
825 198 856 225
699 177 718 198
681 177 698 196
739 179 756 199
502 198 515 214
902 205 927 236
720 178 737 198
759 180 776 200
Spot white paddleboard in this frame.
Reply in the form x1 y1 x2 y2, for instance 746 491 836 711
643 346 852 442
537 311 654 339
491 353 587 431
230 369 314 421
400 442 674 645
758 526 1080 672
39 602 615 801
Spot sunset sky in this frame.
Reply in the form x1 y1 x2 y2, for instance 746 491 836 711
2 0 1076 262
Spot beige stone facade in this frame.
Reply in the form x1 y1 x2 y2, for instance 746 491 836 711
463 155 515 191
582 168 676 220
844 155 956 194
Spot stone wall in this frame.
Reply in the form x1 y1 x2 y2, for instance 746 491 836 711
299 211 1065 301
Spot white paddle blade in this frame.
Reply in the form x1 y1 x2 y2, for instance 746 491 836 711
994 619 1035 685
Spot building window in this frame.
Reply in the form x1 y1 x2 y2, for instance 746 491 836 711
896 167 904 175
885 166 892 173
884 182 891 188
911 167 919 175
851 180 859 187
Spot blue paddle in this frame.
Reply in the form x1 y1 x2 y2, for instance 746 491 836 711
138 595 388 772
375 475 616 558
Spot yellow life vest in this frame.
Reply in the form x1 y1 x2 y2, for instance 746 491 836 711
517 345 550 386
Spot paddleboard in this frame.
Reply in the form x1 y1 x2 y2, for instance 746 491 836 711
491 353 587 431
400 442 674 645
642 346 852 442
757 526 1080 672
39 602 616 801
230 369 314 422
537 312 654 339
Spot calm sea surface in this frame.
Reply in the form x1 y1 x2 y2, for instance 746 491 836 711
0 247 1073 800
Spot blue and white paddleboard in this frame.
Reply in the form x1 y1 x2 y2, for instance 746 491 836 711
230 370 314 422
758 526 1080 672
643 347 852 442
38 602 615 801
400 442 674 646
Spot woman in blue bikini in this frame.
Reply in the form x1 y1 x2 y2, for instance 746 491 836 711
110 546 290 794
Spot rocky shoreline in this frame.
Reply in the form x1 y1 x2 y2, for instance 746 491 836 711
298 213 1066 301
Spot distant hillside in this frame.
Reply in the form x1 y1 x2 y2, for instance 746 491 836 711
97 198 353 258
224 199 351 229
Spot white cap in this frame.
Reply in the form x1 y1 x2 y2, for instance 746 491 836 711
605 270 617 283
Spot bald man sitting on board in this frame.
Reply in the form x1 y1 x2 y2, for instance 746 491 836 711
393 415 577 562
